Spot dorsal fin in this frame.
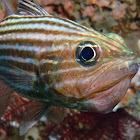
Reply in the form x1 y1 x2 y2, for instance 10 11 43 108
18 0 50 16
2 0 15 17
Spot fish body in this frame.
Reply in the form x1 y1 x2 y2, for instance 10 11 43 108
0 0 139 135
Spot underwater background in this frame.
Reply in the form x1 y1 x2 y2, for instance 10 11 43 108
0 0 140 139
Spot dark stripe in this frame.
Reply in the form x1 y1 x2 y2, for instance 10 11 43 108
95 37 122 51
0 38 79 50
0 49 35 58
100 33 127 49
0 28 94 39
2 16 98 35
0 59 38 72
2 17 85 32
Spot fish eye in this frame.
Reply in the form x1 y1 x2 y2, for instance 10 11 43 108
76 41 100 66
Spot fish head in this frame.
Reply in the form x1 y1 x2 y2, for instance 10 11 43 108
76 33 138 113
76 33 139 113
45 33 138 113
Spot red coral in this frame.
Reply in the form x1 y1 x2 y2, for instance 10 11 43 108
0 91 140 139
41 109 140 140
3 93 32 122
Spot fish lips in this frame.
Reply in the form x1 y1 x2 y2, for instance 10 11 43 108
80 62 139 114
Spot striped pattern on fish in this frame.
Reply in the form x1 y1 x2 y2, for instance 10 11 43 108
0 16 95 67
0 15 129 64
0 15 92 98
0 15 127 50
0 14 134 99
0 0 138 136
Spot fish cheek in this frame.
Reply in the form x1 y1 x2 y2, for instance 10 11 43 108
52 43 84 98
53 64 85 98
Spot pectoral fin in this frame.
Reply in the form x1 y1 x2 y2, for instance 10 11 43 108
47 106 67 123
0 60 36 97
19 101 51 136
0 80 13 116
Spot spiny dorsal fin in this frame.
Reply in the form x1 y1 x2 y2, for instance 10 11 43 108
18 0 50 16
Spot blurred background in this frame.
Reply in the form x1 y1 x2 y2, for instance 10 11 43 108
0 0 140 139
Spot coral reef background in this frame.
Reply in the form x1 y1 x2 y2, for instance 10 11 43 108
0 0 140 140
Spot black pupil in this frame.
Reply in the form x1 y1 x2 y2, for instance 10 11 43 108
81 47 95 61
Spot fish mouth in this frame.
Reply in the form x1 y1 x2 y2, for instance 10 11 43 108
79 57 139 113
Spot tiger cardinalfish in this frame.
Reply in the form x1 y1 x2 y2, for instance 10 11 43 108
0 0 139 135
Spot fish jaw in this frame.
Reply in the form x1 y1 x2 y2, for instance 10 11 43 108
77 57 139 113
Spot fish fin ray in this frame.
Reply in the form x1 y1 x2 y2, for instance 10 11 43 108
18 0 50 16
0 60 35 95
19 101 50 135
47 106 67 123
0 80 13 117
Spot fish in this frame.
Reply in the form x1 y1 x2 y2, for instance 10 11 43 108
0 0 139 135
